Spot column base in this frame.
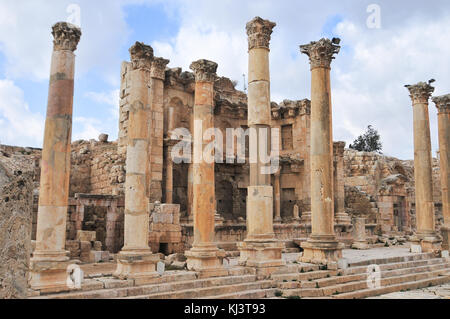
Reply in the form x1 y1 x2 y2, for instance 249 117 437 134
335 212 351 225
299 235 344 265
185 245 228 278
29 257 73 294
114 249 160 280
274 216 282 223
237 238 285 278
351 241 370 250
410 232 442 253
440 226 450 251
301 211 312 224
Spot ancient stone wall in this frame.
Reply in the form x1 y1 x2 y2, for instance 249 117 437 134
0 171 33 298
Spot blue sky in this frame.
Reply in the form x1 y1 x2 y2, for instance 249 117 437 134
1 0 450 160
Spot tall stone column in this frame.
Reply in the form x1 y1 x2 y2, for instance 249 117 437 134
274 171 281 222
30 22 81 293
114 42 159 280
334 141 350 225
406 81 441 252
238 17 284 277
299 38 344 265
433 94 450 250
185 59 227 278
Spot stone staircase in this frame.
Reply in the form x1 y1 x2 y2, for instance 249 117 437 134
273 252 450 299
30 268 278 299
30 252 450 299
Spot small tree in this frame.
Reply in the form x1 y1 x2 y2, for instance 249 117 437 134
349 125 382 153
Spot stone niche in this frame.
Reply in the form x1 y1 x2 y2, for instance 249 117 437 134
149 203 183 255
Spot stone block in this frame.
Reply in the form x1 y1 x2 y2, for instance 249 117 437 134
93 241 102 251
80 241 92 253
410 244 422 253
76 230 97 242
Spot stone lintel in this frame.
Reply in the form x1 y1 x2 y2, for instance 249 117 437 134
405 80 435 104
246 16 276 51
190 59 218 83
52 22 81 52
300 38 340 69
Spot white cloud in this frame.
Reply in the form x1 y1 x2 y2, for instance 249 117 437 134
85 89 120 118
72 117 102 141
0 79 44 147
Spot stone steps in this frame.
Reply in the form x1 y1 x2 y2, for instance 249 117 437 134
279 260 450 298
126 280 275 299
346 252 435 267
204 288 278 299
333 274 450 299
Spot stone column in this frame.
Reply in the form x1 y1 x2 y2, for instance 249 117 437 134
351 217 369 249
114 42 159 280
405 81 441 252
149 56 170 202
293 204 300 223
334 141 350 225
274 171 281 222
185 59 227 278
30 22 81 293
164 139 176 204
433 94 450 250
299 38 344 265
238 17 284 277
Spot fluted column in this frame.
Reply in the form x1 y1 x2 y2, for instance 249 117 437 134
238 17 284 277
299 38 344 265
30 22 81 293
185 59 227 278
114 42 159 280
406 81 441 252
433 94 450 250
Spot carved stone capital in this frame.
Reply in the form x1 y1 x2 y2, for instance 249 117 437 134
246 16 276 50
129 42 154 71
300 38 340 69
405 81 435 104
151 57 170 80
333 141 346 157
189 59 218 83
432 94 450 114
52 22 81 52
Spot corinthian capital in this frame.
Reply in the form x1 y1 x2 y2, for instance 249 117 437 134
300 38 341 69
151 57 170 80
52 22 81 52
432 94 450 114
129 42 154 71
189 59 218 83
246 16 276 50
405 80 435 104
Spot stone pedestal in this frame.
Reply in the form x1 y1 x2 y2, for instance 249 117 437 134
30 22 81 293
114 42 160 279
406 81 442 252
298 38 343 265
433 94 450 250
238 17 285 277
185 59 227 278
351 217 369 249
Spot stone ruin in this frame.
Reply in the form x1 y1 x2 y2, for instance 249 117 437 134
0 18 449 297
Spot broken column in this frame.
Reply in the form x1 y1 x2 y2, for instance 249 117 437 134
299 38 344 265
406 81 441 252
274 171 281 222
351 217 369 249
433 94 450 250
114 42 159 280
30 22 81 293
334 141 351 224
238 17 284 276
185 59 227 278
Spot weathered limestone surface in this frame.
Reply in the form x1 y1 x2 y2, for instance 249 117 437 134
30 22 81 293
299 38 344 265
433 94 450 250
0 172 33 298
114 42 159 280
185 59 227 278
406 81 441 252
238 17 284 276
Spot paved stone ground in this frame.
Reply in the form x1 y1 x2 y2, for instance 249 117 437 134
367 283 450 299
342 246 414 263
